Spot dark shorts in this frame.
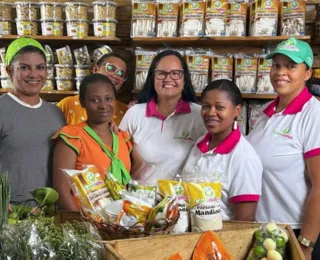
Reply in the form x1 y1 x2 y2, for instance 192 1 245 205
294 229 320 259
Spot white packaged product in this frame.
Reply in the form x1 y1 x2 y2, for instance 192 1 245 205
0 77 12 89
92 19 117 37
0 20 13 35
0 63 9 77
180 0 205 37
280 0 306 36
66 19 89 38
92 1 117 20
185 48 211 93
39 2 63 20
256 54 274 94
237 101 247 135
92 45 113 63
210 53 233 81
16 19 39 36
40 19 64 36
56 77 74 91
46 64 54 78
75 77 84 91
135 49 157 90
156 0 180 37
0 2 14 20
234 54 258 93
131 0 156 37
225 0 248 36
74 65 91 78
248 101 267 133
249 0 279 36
42 78 55 90
205 0 228 36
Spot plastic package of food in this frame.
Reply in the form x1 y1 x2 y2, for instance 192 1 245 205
156 0 180 37
0 48 6 64
46 64 54 78
135 49 157 90
248 101 266 133
0 63 9 77
42 78 55 90
73 46 91 65
15 2 40 20
92 45 113 63
205 0 228 36
75 77 84 90
0 20 13 35
74 65 91 78
234 53 258 93
55 64 74 78
0 77 13 89
226 0 248 36
0 2 14 20
249 0 279 36
131 0 156 37
280 0 306 36
56 46 73 65
39 2 63 20
15 19 39 36
256 54 274 94
56 77 74 91
92 1 117 20
237 101 247 135
45 45 54 64
66 19 89 37
180 0 205 37
65 2 88 20
92 19 117 37
185 48 211 93
210 53 233 81
40 19 64 36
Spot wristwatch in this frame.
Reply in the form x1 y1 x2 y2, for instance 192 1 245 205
298 235 315 249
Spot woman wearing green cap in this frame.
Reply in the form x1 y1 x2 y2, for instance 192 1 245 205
247 37 320 259
0 38 65 206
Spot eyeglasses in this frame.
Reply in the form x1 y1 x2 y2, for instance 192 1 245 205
104 63 127 80
154 70 184 80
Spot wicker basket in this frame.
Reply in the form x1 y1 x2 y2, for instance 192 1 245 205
81 208 179 240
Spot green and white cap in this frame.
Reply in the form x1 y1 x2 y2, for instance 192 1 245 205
266 37 313 69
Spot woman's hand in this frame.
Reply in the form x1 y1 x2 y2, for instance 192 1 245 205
301 246 312 260
108 121 119 134
8 203 12 213
127 100 137 109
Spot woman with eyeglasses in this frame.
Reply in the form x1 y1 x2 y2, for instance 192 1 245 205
52 74 132 210
57 53 128 125
120 50 206 185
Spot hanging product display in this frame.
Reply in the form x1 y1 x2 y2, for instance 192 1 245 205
135 49 157 89
185 48 211 93
256 54 274 94
156 0 180 37
180 0 205 37
205 0 228 36
234 53 258 93
210 53 233 81
131 0 157 37
280 0 306 36
249 0 279 36
225 0 248 36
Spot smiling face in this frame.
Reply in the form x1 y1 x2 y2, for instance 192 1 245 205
154 55 184 100
93 56 127 91
270 54 312 98
201 89 241 137
83 81 115 125
8 52 46 96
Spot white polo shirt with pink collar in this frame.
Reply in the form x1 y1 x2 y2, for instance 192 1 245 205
247 87 320 229
182 128 263 221
119 99 207 186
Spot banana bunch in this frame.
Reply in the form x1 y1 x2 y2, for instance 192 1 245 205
30 187 59 215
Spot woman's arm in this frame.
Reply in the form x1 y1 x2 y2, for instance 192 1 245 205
52 139 78 211
234 202 258 222
300 155 320 260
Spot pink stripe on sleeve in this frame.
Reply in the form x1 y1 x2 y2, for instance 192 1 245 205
230 194 260 203
304 148 320 159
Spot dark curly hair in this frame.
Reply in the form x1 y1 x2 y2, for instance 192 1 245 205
137 50 197 103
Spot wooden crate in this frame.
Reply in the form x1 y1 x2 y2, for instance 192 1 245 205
54 210 82 224
104 222 305 260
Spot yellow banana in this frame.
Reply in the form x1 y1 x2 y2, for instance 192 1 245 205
30 187 59 206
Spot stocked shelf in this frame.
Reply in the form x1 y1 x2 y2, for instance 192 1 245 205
0 35 121 43
0 89 78 102
131 36 311 47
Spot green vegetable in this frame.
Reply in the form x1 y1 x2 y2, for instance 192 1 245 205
9 205 34 220
30 187 59 206
255 230 264 243
276 236 286 248
265 223 278 236
267 249 283 260
254 245 266 257
263 238 277 250
0 173 10 228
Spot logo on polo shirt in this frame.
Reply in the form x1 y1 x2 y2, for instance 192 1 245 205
273 127 293 139
174 130 193 141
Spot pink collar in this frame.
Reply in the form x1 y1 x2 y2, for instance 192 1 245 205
146 98 191 120
197 127 241 155
263 87 312 117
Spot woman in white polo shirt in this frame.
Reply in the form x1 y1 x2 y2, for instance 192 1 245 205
247 37 320 260
120 50 206 185
182 79 263 221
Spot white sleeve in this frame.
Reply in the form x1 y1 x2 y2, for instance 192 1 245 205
119 106 134 135
229 156 263 203
302 108 320 159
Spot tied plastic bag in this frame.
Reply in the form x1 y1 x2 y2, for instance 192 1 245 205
246 223 289 260
128 180 157 206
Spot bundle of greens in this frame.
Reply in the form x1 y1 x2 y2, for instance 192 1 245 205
0 216 105 260
0 173 10 228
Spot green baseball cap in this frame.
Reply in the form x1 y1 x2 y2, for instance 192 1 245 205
266 37 313 68
5 38 46 65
